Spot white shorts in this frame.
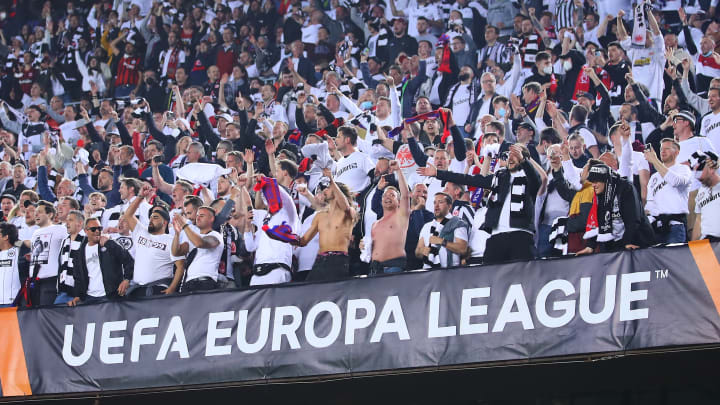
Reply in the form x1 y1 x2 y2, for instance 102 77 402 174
249 267 292 286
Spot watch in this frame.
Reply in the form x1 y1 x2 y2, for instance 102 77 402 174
442 240 448 247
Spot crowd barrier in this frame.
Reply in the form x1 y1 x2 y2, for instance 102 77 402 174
1 240 719 398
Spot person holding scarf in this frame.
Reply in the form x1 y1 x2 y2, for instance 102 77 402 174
579 163 655 254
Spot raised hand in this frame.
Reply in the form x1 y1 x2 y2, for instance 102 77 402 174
416 163 438 177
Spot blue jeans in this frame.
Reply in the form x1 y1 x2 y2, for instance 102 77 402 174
54 292 74 305
658 224 687 244
536 224 553 258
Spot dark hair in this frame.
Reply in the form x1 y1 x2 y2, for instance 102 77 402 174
434 192 453 205
338 126 358 145
535 51 551 63
183 195 203 209
607 41 625 53
120 178 141 196
0 222 18 245
492 95 509 105
570 105 589 123
540 128 562 144
147 139 164 153
60 197 80 211
277 159 299 178
37 200 56 218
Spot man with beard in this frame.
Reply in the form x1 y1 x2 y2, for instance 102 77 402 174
414 192 468 269
76 163 121 209
296 169 356 281
370 160 410 274
579 163 655 254
691 151 720 242
171 206 223 292
123 184 185 296
418 144 540 263
603 41 631 105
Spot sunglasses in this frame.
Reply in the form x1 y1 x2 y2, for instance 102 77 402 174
87 226 102 233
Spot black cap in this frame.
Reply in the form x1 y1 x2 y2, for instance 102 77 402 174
517 122 535 132
587 164 610 183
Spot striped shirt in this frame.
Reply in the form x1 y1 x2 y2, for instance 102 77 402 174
519 33 545 68
555 0 575 30
58 234 85 295
477 42 512 72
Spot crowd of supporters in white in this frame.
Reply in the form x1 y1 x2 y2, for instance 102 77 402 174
1 0 720 307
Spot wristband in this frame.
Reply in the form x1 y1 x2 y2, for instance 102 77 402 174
182 223 189 231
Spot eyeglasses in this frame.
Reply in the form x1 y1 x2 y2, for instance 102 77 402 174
87 226 102 233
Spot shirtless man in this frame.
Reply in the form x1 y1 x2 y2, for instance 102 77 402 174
296 168 355 281
370 160 409 275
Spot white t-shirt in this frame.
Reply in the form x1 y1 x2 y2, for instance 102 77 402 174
131 224 182 285
446 84 472 128
407 3 441 37
30 224 68 279
185 230 224 282
700 111 720 152
645 163 692 216
18 223 38 242
419 215 468 268
695 181 720 239
84 244 106 297
301 23 322 44
469 207 490 258
294 212 319 271
110 233 135 258
335 151 374 193
494 171 533 235
0 247 21 305
622 34 666 100
577 127 598 149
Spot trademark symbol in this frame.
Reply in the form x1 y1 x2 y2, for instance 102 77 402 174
655 269 669 279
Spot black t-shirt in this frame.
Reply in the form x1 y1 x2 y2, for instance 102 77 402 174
604 61 630 104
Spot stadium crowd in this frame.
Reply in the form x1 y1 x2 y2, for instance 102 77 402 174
0 0 720 307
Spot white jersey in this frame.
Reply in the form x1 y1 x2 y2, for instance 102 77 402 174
131 224 183 285
335 151 374 193
29 224 68 279
695 182 720 239
645 163 692 216
185 230 223 282
0 247 20 304
700 111 720 152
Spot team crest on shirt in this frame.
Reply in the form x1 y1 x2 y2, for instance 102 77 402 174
115 236 134 251
7 248 15 258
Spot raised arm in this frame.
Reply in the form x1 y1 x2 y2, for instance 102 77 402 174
123 183 153 231
324 167 353 217
390 160 409 217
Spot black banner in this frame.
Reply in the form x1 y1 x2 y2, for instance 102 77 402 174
2 241 720 397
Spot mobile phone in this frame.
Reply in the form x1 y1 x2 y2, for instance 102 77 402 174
166 112 175 120
645 143 652 151
152 155 163 164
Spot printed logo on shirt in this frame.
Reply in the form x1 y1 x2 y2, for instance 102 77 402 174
633 57 651 67
396 145 415 169
115 236 134 251
31 234 53 265
336 162 359 177
704 120 720 134
698 191 720 209
651 179 667 196
137 236 167 251
0 259 12 267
